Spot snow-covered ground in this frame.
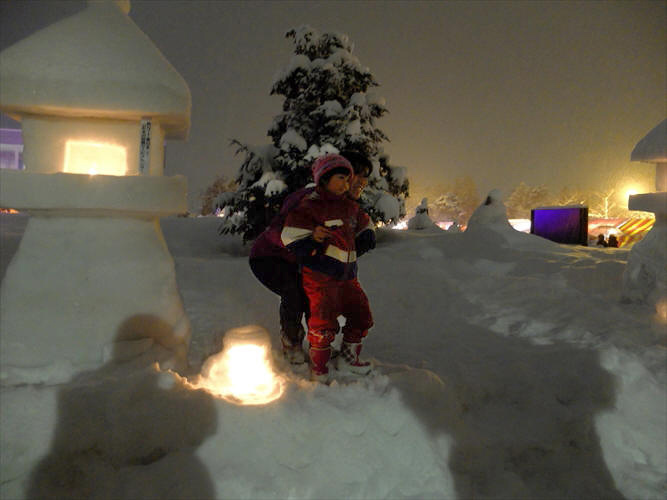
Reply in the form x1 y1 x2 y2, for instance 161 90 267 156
1 211 665 499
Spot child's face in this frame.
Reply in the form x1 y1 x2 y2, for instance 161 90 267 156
348 174 369 200
325 173 351 196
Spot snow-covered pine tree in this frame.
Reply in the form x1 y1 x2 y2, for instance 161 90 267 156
216 25 408 242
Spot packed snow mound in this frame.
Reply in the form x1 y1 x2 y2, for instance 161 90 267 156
0 216 190 386
3 361 218 500
407 198 441 231
622 192 667 308
466 189 513 230
160 217 249 258
622 221 667 306
465 189 559 251
2 214 665 499
3 355 457 499
198 364 458 499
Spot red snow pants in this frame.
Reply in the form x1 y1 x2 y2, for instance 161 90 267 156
301 268 373 349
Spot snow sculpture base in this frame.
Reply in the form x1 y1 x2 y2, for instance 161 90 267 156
621 192 667 308
0 171 190 386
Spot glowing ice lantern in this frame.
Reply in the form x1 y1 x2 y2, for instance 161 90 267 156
197 325 284 405
64 140 128 176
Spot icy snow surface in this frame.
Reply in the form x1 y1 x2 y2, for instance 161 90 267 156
1 212 666 499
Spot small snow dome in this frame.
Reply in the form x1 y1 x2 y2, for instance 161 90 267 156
630 119 666 191
0 0 190 177
631 119 667 163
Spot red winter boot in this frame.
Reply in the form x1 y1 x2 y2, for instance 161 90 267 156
309 345 331 383
336 341 372 375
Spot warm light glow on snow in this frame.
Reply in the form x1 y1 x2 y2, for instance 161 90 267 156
194 325 284 405
508 219 532 233
622 186 640 208
64 140 127 176
656 298 667 324
436 221 453 230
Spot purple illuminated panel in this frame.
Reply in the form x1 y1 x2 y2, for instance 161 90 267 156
0 128 22 146
531 206 588 246
0 128 24 170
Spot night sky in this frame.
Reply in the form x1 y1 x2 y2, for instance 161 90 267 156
1 0 664 212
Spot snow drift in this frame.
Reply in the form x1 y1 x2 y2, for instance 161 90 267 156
1 212 665 499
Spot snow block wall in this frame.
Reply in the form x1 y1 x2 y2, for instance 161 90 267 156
0 217 190 385
621 192 667 308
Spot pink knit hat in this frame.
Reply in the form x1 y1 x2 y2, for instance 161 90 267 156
311 154 353 185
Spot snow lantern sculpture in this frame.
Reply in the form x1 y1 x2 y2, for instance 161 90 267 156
194 325 285 405
621 193 667 316
622 120 667 317
0 0 192 383
630 119 666 192
407 198 440 231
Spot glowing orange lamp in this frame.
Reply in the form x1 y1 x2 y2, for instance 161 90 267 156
64 140 128 176
196 325 285 405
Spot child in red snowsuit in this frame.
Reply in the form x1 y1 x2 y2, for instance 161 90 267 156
281 154 376 382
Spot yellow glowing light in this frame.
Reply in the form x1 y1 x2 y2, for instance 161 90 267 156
64 140 127 176
195 339 284 405
621 185 641 208
656 298 667 324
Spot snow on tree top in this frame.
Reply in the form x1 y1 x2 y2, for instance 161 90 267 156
389 166 408 185
251 171 278 189
327 49 366 72
349 93 366 107
271 49 368 89
265 179 287 197
366 92 386 106
317 100 344 117
288 25 354 54
305 143 339 161
279 129 307 151
346 120 362 136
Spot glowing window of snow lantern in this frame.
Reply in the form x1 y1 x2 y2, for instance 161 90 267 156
195 325 284 405
64 140 127 176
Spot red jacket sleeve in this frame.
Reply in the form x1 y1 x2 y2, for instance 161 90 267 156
281 200 321 257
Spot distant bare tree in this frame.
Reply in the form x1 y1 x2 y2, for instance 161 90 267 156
551 186 589 207
405 181 448 216
505 182 550 219
426 176 480 225
589 189 621 219
433 192 465 222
